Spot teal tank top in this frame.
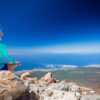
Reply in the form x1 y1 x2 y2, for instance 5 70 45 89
0 43 18 69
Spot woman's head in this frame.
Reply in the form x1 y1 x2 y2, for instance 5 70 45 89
0 31 1 40
0 30 3 40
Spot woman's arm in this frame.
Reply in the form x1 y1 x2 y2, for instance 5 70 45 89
2 44 18 65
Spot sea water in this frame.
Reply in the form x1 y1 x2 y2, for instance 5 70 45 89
7 53 100 71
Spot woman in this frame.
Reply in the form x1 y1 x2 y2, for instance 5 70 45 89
0 31 21 73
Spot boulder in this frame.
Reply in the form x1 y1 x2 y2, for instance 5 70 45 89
21 72 100 100
0 71 35 100
40 72 57 84
21 72 31 80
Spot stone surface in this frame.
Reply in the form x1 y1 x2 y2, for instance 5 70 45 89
22 72 100 100
0 71 35 100
21 72 31 80
40 72 57 84
0 71 100 100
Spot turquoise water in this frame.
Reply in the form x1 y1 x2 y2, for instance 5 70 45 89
6 53 100 71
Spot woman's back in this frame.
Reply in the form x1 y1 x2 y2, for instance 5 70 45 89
0 43 6 68
0 43 5 57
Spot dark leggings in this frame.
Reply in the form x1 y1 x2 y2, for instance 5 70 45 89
0 64 8 70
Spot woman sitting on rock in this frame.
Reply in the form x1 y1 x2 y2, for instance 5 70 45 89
0 30 21 73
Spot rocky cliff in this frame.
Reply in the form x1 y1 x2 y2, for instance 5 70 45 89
0 71 100 100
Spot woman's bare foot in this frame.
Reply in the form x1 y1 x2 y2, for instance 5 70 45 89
10 70 15 73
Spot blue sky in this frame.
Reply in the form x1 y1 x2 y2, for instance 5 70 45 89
0 0 100 54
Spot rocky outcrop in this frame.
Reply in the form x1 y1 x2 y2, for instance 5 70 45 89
40 72 58 84
0 71 100 100
21 72 31 80
21 72 100 100
0 71 35 100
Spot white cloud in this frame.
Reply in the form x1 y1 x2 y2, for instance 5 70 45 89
84 64 100 68
45 64 56 68
57 65 78 68
7 41 100 54
45 64 78 68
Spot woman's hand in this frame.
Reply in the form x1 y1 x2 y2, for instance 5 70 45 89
17 62 21 66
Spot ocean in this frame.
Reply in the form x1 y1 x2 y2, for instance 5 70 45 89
7 53 100 71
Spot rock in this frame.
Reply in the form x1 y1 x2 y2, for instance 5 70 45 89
1 71 99 100
40 72 57 84
0 71 34 100
56 80 59 83
21 72 31 80
17 91 37 100
0 91 12 100
80 94 100 100
90 90 95 94
41 72 52 81
0 70 19 80
80 88 95 95
48 81 69 91
81 90 91 95
21 72 100 100
40 90 81 100
69 84 80 92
